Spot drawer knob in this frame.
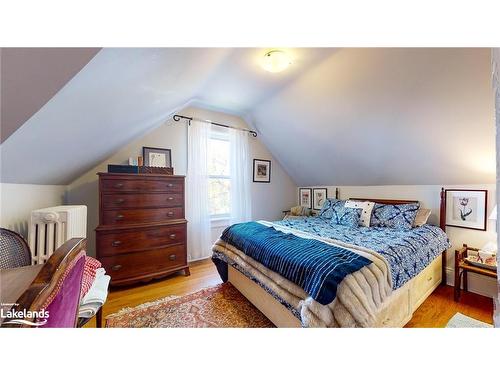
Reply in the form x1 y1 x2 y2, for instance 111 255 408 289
427 276 433 282
112 240 122 247
169 254 176 261
167 183 174 188
169 234 176 239
114 183 124 188
167 211 174 217
115 198 125 204
111 264 122 271
116 214 125 220
167 196 174 201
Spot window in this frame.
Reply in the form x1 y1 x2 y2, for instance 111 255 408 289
208 130 230 218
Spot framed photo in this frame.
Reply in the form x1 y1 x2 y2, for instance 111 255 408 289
445 189 488 231
143 147 172 168
313 188 328 210
253 159 271 183
299 188 312 209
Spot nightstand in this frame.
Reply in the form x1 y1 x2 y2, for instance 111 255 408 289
454 243 497 301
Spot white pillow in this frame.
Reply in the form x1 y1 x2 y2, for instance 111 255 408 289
345 200 375 227
413 208 431 227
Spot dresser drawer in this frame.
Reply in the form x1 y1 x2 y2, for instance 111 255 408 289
410 257 442 309
100 245 186 282
101 207 184 225
101 178 183 193
102 193 183 209
97 224 186 256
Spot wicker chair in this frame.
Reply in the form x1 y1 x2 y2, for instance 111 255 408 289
0 228 32 269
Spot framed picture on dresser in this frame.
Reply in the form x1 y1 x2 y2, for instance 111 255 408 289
143 146 172 168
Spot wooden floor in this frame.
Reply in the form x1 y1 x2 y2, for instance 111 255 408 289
85 258 493 328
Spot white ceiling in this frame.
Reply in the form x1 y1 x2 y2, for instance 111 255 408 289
0 48 495 186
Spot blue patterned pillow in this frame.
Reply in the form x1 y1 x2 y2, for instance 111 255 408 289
331 206 362 228
318 199 345 219
370 203 420 230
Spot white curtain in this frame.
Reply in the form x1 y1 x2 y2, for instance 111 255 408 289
186 120 212 261
493 48 500 327
229 128 252 224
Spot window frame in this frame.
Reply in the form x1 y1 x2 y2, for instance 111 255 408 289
208 128 231 220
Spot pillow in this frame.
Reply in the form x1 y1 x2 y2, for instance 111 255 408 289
370 203 420 230
290 205 311 216
345 200 375 227
318 199 345 219
413 208 431 227
330 206 362 228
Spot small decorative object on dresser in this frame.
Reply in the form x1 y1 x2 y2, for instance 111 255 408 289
143 146 172 168
445 189 487 231
312 188 328 210
95 173 189 286
299 188 312 209
253 159 271 183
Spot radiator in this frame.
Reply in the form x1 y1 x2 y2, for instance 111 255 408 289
28 205 87 264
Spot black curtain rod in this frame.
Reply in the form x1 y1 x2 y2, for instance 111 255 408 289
172 114 257 137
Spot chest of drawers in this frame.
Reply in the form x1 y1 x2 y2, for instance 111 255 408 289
95 173 189 286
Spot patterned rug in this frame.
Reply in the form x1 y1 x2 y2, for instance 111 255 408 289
446 313 492 328
105 283 275 328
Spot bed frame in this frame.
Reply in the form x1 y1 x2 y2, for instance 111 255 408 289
227 187 449 327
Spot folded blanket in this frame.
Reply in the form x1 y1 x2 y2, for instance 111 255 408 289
221 222 372 305
212 221 393 327
78 269 110 319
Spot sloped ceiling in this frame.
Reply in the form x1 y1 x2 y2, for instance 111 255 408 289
0 48 495 186
0 48 100 142
252 48 495 185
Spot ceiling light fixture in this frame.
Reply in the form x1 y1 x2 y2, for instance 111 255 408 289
261 50 292 73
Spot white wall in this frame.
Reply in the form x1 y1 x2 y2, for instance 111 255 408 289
300 184 497 297
0 183 67 238
67 106 297 256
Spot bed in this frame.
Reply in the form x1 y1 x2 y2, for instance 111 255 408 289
212 191 451 327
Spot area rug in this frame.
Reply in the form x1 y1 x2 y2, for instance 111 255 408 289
105 283 275 328
446 313 493 328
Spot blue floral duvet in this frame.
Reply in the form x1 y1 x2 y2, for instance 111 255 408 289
274 217 450 289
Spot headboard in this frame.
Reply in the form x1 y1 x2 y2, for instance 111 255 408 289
349 198 419 205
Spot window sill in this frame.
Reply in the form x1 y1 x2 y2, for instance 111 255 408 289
211 217 230 228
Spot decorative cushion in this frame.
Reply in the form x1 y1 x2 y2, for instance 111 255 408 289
330 206 362 228
318 199 345 219
413 208 432 227
290 206 311 216
345 200 375 227
370 203 420 230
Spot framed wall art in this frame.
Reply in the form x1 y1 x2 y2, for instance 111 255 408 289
299 188 312 209
445 189 488 231
312 188 328 210
253 159 271 183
